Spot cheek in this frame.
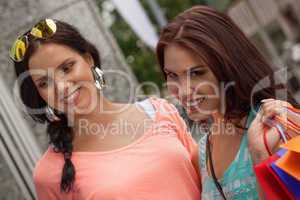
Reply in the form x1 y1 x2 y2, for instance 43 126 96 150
38 88 56 106
197 84 220 106
192 74 219 95
195 84 218 96
74 80 99 111
167 82 179 97
191 77 221 109
73 62 93 82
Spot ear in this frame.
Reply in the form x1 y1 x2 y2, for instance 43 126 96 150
83 53 95 66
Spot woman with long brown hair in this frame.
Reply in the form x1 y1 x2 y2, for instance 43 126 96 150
157 5 299 199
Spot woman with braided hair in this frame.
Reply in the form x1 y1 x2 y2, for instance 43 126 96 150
10 19 200 199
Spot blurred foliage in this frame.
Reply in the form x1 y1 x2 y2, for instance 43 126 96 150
95 0 232 94
150 0 206 21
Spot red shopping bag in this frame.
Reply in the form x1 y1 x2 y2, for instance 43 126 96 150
254 150 296 200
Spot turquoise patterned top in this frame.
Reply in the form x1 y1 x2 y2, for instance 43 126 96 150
198 110 259 200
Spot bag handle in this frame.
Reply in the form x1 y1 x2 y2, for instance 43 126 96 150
263 105 300 155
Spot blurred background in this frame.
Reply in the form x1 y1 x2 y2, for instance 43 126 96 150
0 0 300 199
96 0 300 95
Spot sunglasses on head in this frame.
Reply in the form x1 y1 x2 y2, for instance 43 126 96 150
9 18 57 62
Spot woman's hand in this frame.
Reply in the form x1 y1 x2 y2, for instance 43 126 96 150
247 99 292 164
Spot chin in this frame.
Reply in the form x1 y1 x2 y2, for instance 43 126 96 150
186 109 211 121
75 87 100 114
186 111 210 122
73 96 91 114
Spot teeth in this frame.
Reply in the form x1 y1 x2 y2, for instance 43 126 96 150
64 88 80 104
187 101 198 107
186 97 206 107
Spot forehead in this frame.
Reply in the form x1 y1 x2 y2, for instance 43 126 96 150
28 43 79 71
164 43 205 73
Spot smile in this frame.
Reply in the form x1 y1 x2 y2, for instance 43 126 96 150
62 87 81 105
185 96 207 108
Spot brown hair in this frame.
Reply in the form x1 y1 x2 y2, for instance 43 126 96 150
157 5 298 119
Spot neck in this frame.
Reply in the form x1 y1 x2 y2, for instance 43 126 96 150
69 94 127 135
211 111 246 137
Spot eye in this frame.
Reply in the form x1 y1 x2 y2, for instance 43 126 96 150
37 77 55 89
61 61 74 73
38 78 52 89
38 81 47 88
166 72 178 80
189 69 206 77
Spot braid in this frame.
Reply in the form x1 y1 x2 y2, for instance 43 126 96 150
12 19 102 193
47 113 75 193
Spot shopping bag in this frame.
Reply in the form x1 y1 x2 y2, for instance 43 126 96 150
254 105 300 200
271 162 300 199
254 149 295 200
274 135 300 182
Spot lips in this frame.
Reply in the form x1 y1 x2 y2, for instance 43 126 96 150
62 87 81 105
184 97 207 111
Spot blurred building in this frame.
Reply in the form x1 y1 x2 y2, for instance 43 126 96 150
228 0 300 98
228 0 300 42
0 0 138 199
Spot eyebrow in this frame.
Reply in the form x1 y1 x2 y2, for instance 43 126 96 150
34 74 48 83
164 65 205 74
33 58 73 82
185 65 206 73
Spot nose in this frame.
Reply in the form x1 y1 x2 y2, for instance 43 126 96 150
178 77 194 101
55 79 73 100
